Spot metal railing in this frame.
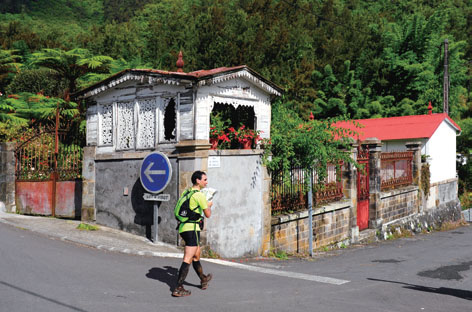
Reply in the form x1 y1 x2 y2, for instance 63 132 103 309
380 151 413 190
271 163 343 215
15 130 83 181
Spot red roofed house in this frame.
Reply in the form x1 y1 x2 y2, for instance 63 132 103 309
73 55 282 257
336 112 461 185
336 108 462 222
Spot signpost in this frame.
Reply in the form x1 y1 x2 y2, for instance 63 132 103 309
140 152 172 243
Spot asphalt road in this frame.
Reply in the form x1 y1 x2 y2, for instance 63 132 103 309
0 222 471 312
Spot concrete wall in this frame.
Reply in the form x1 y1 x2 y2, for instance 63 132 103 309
0 142 16 213
206 149 271 258
93 151 179 244
82 143 271 258
424 178 459 211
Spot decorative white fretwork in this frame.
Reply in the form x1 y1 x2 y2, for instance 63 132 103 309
99 103 113 146
117 101 135 150
137 99 157 149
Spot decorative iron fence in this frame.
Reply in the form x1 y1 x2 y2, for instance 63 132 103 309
380 151 413 190
15 130 83 181
271 163 343 215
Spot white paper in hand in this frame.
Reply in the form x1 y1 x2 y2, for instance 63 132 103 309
201 187 217 201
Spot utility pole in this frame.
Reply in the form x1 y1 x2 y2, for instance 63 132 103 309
443 39 449 115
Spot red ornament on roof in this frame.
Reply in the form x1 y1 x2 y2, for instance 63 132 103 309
428 101 433 115
176 51 184 72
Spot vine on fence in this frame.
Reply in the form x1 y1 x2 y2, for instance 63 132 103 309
420 163 430 198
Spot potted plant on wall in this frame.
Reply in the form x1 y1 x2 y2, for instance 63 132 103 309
210 112 231 149
235 124 261 149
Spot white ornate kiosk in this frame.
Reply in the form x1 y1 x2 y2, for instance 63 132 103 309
74 54 281 257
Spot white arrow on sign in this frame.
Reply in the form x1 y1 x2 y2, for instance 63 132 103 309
144 162 166 183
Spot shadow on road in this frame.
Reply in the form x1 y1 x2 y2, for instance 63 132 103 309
146 266 199 291
367 278 472 301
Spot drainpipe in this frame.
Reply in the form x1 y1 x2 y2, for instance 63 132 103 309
308 171 313 257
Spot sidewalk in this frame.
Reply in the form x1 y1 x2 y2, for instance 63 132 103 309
0 211 183 258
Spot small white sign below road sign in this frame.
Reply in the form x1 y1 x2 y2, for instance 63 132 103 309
143 193 171 201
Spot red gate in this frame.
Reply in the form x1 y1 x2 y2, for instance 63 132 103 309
357 145 370 230
15 130 82 218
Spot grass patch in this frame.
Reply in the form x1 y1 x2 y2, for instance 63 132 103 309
201 246 220 259
269 248 289 260
76 223 99 231
439 220 468 231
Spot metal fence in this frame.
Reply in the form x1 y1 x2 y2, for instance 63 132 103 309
271 163 343 215
380 151 413 190
15 130 83 181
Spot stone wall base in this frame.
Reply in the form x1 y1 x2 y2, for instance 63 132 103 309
379 199 463 239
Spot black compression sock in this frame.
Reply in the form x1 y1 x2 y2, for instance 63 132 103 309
176 262 190 287
192 260 205 279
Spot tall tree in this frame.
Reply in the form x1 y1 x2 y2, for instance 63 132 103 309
30 48 113 96
0 49 21 94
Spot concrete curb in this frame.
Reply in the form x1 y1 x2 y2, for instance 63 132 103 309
0 212 184 259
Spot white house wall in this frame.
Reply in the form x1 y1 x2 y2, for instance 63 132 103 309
194 77 272 141
427 120 457 183
381 139 426 152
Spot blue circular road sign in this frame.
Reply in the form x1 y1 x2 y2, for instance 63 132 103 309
140 152 172 194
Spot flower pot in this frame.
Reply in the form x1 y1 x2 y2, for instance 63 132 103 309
210 138 218 150
240 139 253 149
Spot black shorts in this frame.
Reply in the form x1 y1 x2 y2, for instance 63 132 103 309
180 231 200 247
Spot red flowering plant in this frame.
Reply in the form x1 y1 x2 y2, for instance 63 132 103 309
209 112 232 149
234 124 261 148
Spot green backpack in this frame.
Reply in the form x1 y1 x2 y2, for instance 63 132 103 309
174 189 201 228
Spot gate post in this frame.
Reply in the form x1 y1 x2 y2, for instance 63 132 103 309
344 140 359 242
405 141 422 184
81 146 96 221
364 138 382 228
0 142 16 213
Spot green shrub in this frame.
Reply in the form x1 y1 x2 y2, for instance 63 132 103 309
6 68 68 97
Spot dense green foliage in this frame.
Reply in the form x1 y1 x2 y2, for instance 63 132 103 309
1 0 472 191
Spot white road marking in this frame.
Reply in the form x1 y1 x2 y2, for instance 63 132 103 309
203 258 350 285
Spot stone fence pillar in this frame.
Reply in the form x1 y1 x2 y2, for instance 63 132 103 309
344 141 359 242
363 138 382 228
406 141 422 184
0 142 16 213
81 146 96 221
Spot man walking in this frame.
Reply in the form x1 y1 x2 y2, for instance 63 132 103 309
172 170 213 297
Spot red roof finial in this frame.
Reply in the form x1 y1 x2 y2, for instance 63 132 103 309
309 112 314 120
427 101 433 115
176 51 184 72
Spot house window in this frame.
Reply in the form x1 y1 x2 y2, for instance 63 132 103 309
117 101 135 150
137 99 157 149
159 98 177 143
98 103 113 146
164 99 176 141
99 97 177 150
211 103 255 129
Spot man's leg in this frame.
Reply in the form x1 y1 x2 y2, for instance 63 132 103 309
192 246 212 290
173 245 197 297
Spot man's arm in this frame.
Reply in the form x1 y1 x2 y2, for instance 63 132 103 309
204 201 212 218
